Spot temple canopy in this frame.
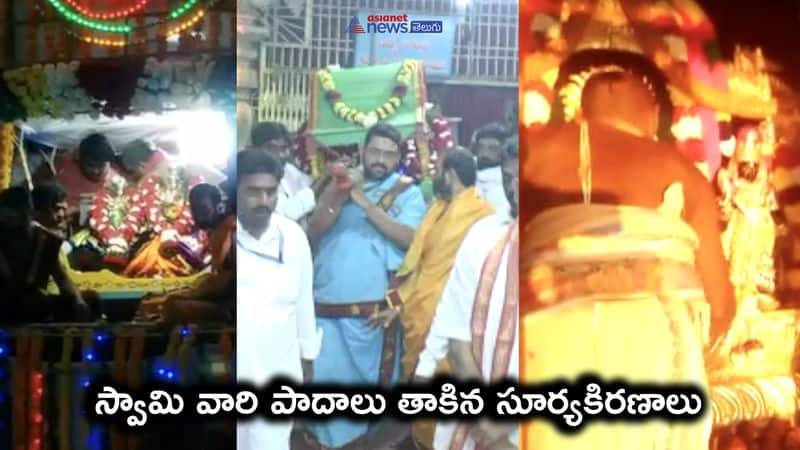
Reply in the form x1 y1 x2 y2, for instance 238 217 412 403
16 109 232 184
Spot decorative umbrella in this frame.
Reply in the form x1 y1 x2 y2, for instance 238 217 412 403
554 0 717 54
522 0 714 129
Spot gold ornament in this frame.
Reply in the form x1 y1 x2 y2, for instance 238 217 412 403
0 123 14 189
728 46 773 106
574 0 644 55
558 64 627 122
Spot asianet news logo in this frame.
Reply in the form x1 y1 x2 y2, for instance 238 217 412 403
347 14 443 34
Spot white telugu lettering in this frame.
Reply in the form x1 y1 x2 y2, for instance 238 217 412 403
126 400 149 427
546 388 569 415
437 383 459 415
563 399 584 427
666 393 702 415
95 386 126 416
496 387 531 416
236 391 259 415
310 393 349 415
398 393 438 415
349 393 387 415
459 388 484 415
582 383 603 415
271 385 311 415
197 393 234 415
147 390 184 415
603 388 627 415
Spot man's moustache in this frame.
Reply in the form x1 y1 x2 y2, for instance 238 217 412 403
370 163 388 172
477 158 499 169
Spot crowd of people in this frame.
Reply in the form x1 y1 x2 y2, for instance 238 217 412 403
0 132 237 326
236 117 519 450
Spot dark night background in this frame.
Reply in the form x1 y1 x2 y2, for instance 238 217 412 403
700 0 800 90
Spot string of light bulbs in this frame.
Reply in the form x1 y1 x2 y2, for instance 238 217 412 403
45 0 131 33
76 35 127 47
63 0 149 20
45 0 206 33
69 8 207 48
169 0 202 19
167 8 206 36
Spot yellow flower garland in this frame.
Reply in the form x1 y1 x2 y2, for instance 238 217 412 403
0 123 14 189
318 60 416 127
4 66 52 118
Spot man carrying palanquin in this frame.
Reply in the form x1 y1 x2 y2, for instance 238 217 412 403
301 122 427 450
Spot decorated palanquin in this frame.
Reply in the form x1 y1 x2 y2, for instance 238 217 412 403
62 163 210 295
85 165 209 275
303 60 443 197
523 0 800 439
0 0 235 299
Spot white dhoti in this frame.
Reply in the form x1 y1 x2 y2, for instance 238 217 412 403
521 203 712 450
236 214 323 450
416 217 519 450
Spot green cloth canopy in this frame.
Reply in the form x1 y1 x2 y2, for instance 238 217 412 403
310 61 425 147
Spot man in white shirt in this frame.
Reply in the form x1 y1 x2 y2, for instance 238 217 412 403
415 139 519 450
236 149 323 450
251 122 316 222
471 123 512 220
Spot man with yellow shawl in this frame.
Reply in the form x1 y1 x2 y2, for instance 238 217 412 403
372 148 494 450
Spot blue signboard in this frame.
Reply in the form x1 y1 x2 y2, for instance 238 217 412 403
351 11 457 79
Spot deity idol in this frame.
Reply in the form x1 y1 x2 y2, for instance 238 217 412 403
87 171 151 268
123 165 210 278
718 126 779 309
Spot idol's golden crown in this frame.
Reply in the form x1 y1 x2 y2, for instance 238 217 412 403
727 46 773 105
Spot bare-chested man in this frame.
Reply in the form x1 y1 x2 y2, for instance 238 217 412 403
0 186 96 324
521 69 736 450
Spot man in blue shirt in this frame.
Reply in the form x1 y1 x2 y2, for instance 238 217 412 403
304 123 427 449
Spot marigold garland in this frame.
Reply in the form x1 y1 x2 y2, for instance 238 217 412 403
318 60 415 128
0 123 15 189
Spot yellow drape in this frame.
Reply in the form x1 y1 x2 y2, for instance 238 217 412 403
389 187 493 449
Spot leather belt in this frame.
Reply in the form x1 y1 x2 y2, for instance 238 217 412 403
315 301 385 318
